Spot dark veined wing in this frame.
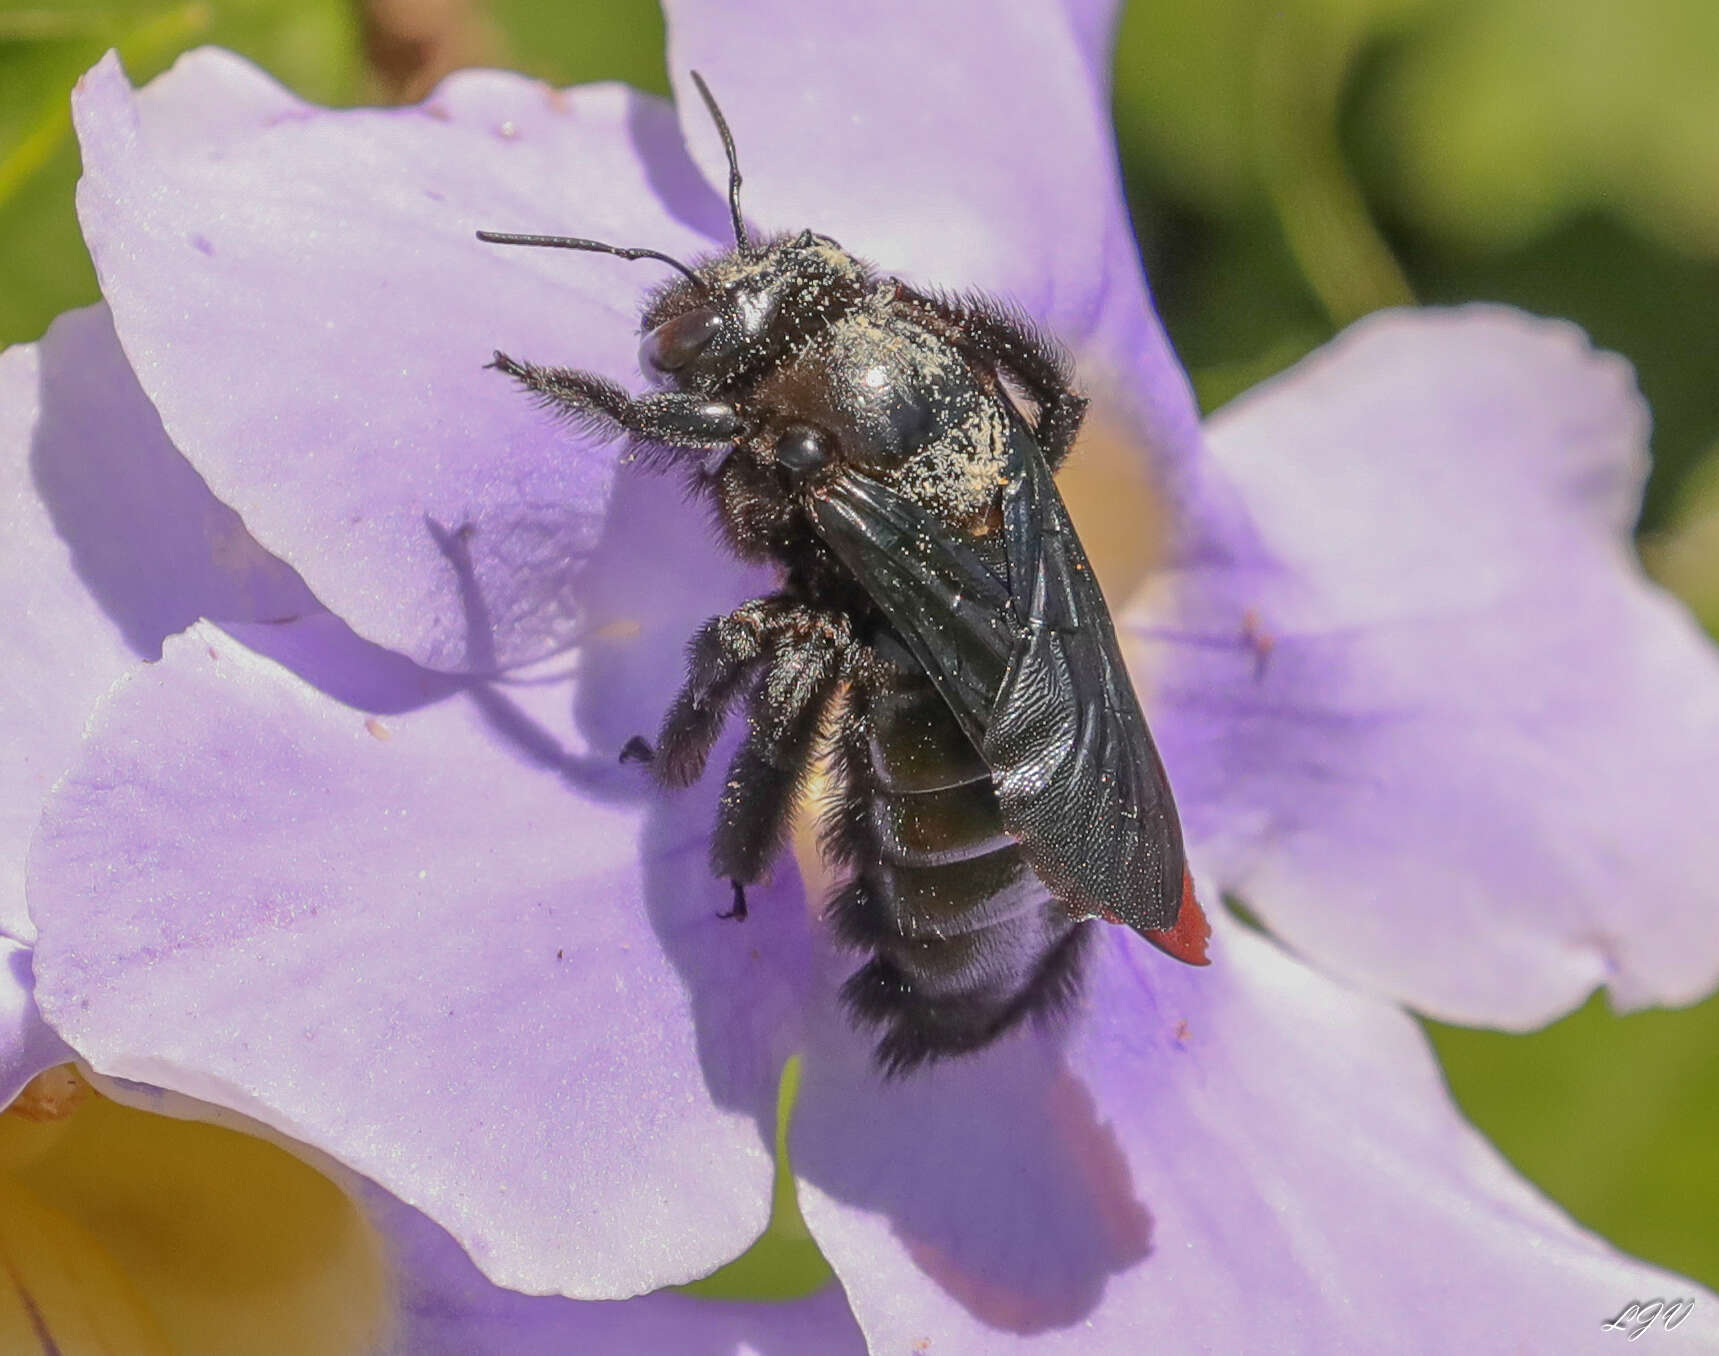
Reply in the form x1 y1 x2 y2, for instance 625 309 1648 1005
809 469 1012 751
809 413 1191 940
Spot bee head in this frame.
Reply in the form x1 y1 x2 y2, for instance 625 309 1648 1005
636 231 870 393
479 74 867 396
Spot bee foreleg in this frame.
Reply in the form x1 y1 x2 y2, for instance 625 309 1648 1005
488 352 743 447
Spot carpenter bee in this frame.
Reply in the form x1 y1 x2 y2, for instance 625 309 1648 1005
480 74 1210 1072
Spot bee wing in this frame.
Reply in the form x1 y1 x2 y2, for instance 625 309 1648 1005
810 418 1187 936
987 416 1187 934
810 470 1013 751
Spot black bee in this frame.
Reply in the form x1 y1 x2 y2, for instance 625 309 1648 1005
480 74 1209 1072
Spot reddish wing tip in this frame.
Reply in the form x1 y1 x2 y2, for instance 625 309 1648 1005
1144 868 1212 966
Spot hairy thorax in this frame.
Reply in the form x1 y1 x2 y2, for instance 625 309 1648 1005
711 294 1013 568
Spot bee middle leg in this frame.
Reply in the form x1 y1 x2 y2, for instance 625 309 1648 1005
707 610 859 905
649 598 789 790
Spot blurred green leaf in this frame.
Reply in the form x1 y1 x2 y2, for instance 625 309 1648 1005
1117 0 1418 327
486 0 665 95
1401 213 1719 530
1114 0 1258 212
1114 0 1433 215
1429 988 1719 1290
1643 440 1719 632
0 8 128 42
0 0 361 348
1129 196 1330 409
1367 0 1719 255
0 99 93 348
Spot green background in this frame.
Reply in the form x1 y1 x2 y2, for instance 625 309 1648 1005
4 0 1715 1297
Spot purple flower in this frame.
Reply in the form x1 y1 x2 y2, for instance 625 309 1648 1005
1 306 863 1350
7 0 1719 1349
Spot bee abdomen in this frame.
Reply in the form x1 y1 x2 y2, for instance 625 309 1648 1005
824 648 1089 1073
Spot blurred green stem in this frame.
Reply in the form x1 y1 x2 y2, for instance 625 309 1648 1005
1254 4 1415 327
0 2 210 213
679 1054 835 1301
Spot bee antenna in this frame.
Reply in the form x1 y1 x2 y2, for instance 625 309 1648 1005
689 71 749 252
475 231 705 288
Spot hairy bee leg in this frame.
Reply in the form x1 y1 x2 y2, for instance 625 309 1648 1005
707 613 857 889
707 689 836 887
488 352 744 445
1030 390 1089 470
894 289 1089 468
651 598 796 789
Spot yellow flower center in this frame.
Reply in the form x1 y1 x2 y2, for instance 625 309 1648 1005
1 1067 393 1354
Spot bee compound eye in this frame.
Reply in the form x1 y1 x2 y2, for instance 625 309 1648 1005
776 423 832 474
639 307 722 376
